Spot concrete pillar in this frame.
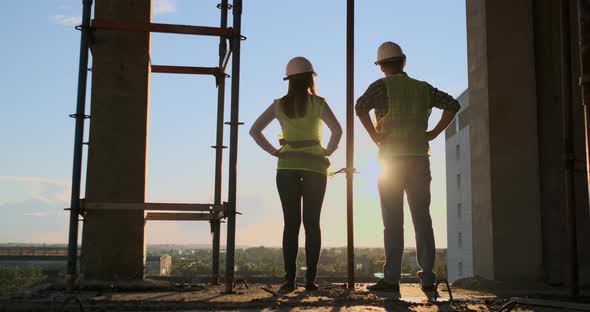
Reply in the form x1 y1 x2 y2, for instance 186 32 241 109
533 0 568 286
466 0 544 282
81 0 151 280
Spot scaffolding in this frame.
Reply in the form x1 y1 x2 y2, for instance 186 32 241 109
66 0 244 293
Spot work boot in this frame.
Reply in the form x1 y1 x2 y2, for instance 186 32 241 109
305 282 319 291
421 284 436 292
278 281 295 293
366 279 400 293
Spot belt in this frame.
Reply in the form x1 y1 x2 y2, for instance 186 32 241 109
278 139 321 148
278 151 331 167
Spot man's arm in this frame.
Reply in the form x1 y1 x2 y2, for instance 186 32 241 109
426 87 461 141
358 112 380 145
426 109 457 141
355 80 387 145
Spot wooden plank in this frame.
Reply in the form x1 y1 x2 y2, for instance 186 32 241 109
80 200 224 212
92 19 233 37
151 65 222 76
512 298 590 311
146 213 214 221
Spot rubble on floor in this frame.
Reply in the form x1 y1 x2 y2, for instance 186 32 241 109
0 281 588 311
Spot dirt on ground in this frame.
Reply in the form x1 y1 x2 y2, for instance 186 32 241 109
0 281 584 311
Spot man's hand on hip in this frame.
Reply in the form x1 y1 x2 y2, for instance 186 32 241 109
425 130 439 141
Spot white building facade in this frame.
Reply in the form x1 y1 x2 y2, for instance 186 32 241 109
445 90 473 282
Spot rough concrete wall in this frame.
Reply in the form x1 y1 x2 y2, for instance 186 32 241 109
532 0 568 286
467 0 544 282
466 0 495 281
82 0 151 280
568 0 590 288
532 0 590 288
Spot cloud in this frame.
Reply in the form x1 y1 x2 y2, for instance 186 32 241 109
24 212 52 217
0 176 70 206
0 176 68 186
52 15 81 26
154 0 176 15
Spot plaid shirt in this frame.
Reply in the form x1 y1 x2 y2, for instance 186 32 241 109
355 73 461 119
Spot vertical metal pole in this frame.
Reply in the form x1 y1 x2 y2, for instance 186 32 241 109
561 0 579 299
346 0 355 289
579 0 590 217
211 0 229 286
66 0 93 291
225 0 242 294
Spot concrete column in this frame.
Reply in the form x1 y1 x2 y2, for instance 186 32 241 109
466 0 544 282
82 0 151 280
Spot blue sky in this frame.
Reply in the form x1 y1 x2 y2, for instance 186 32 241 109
0 0 467 247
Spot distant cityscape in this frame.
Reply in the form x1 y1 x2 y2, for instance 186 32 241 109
0 244 448 283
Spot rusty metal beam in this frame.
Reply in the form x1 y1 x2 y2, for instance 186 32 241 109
211 0 230 286
80 200 225 212
222 49 233 74
66 0 93 292
92 19 233 37
225 0 243 294
146 212 222 221
578 0 590 218
346 0 356 290
151 65 222 76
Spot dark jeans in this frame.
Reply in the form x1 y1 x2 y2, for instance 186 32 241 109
276 169 327 284
378 156 436 286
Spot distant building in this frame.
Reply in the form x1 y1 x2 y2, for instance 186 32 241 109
160 255 172 277
445 90 474 282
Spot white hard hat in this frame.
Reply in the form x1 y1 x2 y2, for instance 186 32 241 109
375 41 406 65
284 57 317 80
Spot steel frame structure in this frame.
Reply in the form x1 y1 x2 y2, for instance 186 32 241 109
66 0 244 293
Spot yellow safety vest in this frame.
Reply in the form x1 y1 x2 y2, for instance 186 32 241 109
377 73 432 157
276 95 330 175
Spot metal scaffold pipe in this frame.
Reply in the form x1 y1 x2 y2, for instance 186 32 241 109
579 0 590 217
66 0 93 291
225 0 242 294
346 0 355 289
211 0 229 286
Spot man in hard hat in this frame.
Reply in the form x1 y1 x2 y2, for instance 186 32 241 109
356 41 460 294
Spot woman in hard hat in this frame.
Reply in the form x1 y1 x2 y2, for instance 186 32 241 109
250 57 342 292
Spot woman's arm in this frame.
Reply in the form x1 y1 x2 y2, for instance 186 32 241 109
249 102 280 156
321 104 343 156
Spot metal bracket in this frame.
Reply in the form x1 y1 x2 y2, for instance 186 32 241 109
333 168 360 175
209 219 220 233
211 145 228 149
434 279 453 302
234 279 249 289
214 72 230 86
225 121 244 126
74 25 89 31
217 3 233 10
69 114 91 119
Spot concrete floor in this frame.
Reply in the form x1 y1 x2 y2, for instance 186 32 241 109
1 282 584 311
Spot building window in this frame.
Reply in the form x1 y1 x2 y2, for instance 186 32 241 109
456 174 461 189
457 203 462 219
458 232 463 249
455 144 460 161
458 261 464 277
